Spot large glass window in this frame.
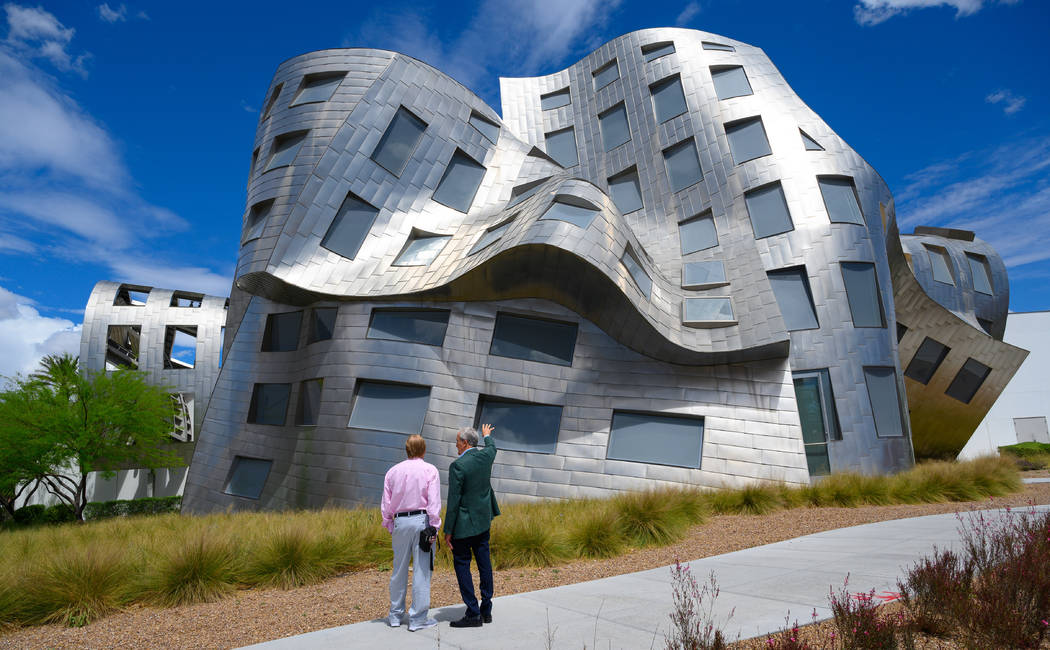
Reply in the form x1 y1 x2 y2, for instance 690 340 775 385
469 111 500 144
247 383 291 426
683 298 735 324
925 245 955 285
818 177 864 225
163 326 197 369
371 107 428 176
469 216 516 255
946 358 991 404
863 367 906 438
642 41 675 61
291 72 345 106
224 457 272 500
265 131 308 172
841 262 886 328
593 59 619 90
476 396 562 454
725 117 771 164
683 261 727 288
607 411 704 468
244 198 275 242
432 150 486 212
608 167 643 214
967 253 993 294
348 381 430 434
540 87 570 111
767 266 819 330
321 193 379 260
679 211 717 254
540 198 599 229
598 103 631 151
261 311 302 352
650 75 688 123
621 246 652 298
296 379 323 426
793 369 841 476
905 337 950 385
367 309 450 346
711 66 752 100
490 312 577 366
663 139 703 192
744 182 794 238
307 307 337 344
544 127 578 168
393 231 450 266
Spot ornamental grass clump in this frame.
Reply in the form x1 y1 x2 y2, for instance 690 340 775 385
706 483 782 515
139 533 240 606
566 503 625 559
490 504 570 568
19 545 132 627
241 523 336 589
614 489 691 546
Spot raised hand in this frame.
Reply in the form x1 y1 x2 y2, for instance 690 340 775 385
481 423 494 437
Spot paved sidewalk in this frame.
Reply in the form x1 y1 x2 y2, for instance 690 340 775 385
242 504 1049 650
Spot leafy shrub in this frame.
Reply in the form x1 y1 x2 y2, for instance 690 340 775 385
763 615 817 649
828 580 899 649
84 496 181 520
998 441 1050 458
12 503 75 526
896 548 971 636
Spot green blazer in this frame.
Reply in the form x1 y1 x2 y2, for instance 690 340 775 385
443 436 500 539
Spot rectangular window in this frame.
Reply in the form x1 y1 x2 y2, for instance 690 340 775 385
469 111 500 144
608 167 644 214
967 253 993 294
621 246 652 298
863 367 906 438
113 284 150 306
650 75 688 123
244 198 275 242
679 211 717 254
702 41 735 52
744 182 793 238
321 193 379 260
663 139 703 192
544 127 579 168
265 131 308 172
725 117 772 165
490 312 577 366
841 262 886 328
219 326 226 367
470 216 516 255
683 298 735 325
371 107 428 177
170 291 203 308
307 307 337 344
767 266 819 331
476 396 562 454
247 383 291 426
224 456 272 500
541 198 599 229
393 231 450 266
711 66 753 100
905 337 951 385
296 379 323 426
945 358 991 404
261 311 302 352
682 261 727 289
642 41 675 61
818 177 864 225
507 178 550 208
367 308 450 346
164 325 198 369
593 59 619 90
432 149 486 212
607 411 704 468
291 72 345 106
106 324 140 370
348 380 430 434
540 87 570 111
793 369 841 476
598 103 631 151
261 83 283 120
925 245 955 285
896 322 908 343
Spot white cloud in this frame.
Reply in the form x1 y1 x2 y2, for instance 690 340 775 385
108 258 233 298
0 285 81 382
0 231 36 254
676 2 701 26
97 3 126 23
3 3 88 75
854 0 1018 25
985 89 1026 115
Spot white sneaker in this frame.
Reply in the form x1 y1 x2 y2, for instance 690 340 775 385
408 618 438 632
387 615 402 627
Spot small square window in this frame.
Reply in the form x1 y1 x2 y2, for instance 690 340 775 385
711 66 753 100
650 75 688 123
642 41 675 62
468 111 500 144
841 262 886 328
905 337 950 385
243 198 275 242
470 215 516 255
767 267 819 331
296 379 323 426
261 311 302 352
818 176 865 225
321 193 379 260
371 107 428 177
290 72 345 106
683 298 735 326
164 325 198 369
663 139 703 192
540 87 570 111
544 127 578 168
744 182 794 239
265 131 308 172
541 197 599 229
598 103 631 151
393 231 450 266
432 149 486 213
490 312 577 366
966 253 993 295
224 456 272 500
621 246 652 298
593 59 619 90
679 211 717 254
608 167 644 214
476 396 562 454
247 383 291 426
945 358 991 404
800 130 824 151
682 261 727 289
348 380 431 434
725 117 772 165
924 245 955 285
307 307 337 344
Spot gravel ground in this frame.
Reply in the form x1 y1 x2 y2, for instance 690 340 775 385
2 481 1048 650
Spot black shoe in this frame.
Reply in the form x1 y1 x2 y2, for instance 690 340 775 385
450 615 483 628
482 613 492 624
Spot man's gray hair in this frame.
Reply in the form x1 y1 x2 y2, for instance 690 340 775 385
457 426 479 447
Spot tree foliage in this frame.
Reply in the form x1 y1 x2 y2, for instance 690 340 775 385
0 353 184 521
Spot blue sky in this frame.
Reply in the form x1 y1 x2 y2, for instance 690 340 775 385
1 0 1047 378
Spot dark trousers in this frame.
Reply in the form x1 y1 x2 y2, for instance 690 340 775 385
450 529 493 618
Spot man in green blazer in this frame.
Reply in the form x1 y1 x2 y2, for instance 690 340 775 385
443 423 499 627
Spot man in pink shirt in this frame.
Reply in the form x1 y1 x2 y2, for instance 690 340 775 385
381 434 441 632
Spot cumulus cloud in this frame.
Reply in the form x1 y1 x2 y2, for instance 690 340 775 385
3 3 88 75
985 89 1026 115
854 0 1019 25
97 3 126 23
676 2 701 26
0 285 81 382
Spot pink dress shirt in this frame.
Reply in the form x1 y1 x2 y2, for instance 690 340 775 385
381 457 441 533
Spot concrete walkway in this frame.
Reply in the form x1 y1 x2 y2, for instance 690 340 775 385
242 504 1050 650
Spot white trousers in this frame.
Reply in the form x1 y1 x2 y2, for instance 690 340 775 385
388 513 432 626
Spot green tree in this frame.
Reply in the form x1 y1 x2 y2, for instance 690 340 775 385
0 353 185 521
